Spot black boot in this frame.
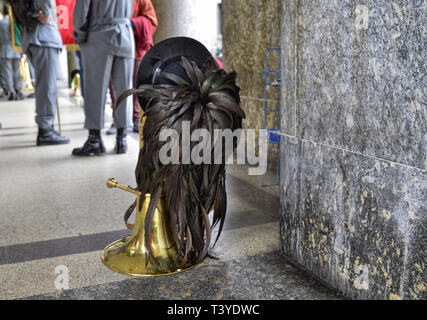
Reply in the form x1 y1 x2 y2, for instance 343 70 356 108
37 126 70 146
15 91 24 100
72 129 106 156
115 128 128 154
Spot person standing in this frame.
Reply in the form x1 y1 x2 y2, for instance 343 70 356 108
106 0 157 135
0 5 23 101
72 0 135 156
12 0 70 145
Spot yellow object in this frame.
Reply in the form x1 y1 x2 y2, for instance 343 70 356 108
71 73 81 97
20 57 34 91
101 178 203 276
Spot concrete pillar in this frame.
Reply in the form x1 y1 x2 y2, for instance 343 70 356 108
280 0 426 300
152 0 222 55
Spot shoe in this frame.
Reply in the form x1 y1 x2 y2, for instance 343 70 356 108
72 130 106 156
15 91 24 100
27 93 35 99
115 128 128 154
106 122 117 135
37 126 70 146
8 93 15 101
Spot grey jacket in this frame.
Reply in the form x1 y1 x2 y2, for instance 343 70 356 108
0 17 21 59
20 0 63 53
73 0 135 59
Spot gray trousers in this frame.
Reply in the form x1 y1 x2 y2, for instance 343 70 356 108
80 41 133 130
0 62 6 91
26 45 60 129
0 58 23 95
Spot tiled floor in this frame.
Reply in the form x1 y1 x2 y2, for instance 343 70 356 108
0 86 344 300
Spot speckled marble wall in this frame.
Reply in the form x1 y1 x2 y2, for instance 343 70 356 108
280 0 426 299
222 0 282 169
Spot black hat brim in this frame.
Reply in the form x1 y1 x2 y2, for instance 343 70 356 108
136 37 215 110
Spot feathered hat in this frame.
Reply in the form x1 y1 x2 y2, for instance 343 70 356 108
117 37 246 266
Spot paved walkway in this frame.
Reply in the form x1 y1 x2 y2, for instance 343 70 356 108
0 86 343 300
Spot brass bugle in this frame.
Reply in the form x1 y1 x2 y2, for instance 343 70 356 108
106 178 140 195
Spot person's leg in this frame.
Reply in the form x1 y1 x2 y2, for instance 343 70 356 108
80 43 113 130
106 80 117 135
2 59 15 99
0 59 7 96
111 55 134 154
109 81 116 114
26 45 69 145
75 50 84 97
132 58 142 131
12 58 24 100
28 45 57 129
72 43 113 156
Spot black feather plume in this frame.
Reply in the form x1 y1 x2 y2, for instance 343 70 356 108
118 57 245 266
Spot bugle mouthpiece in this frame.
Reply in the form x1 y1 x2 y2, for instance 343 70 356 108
106 178 140 196
106 178 119 189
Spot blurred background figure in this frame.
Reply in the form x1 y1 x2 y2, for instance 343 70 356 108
72 0 135 156
0 5 23 101
106 0 157 135
12 0 70 145
0 66 6 97
0 5 8 98
75 50 84 97
26 54 36 97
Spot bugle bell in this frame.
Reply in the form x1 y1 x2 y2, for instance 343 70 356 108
101 178 203 277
